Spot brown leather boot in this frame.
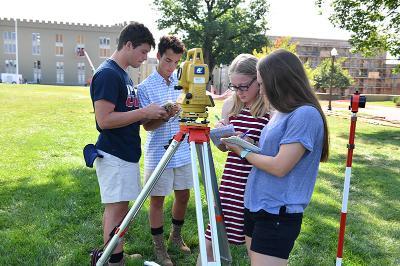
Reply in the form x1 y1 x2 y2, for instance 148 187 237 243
168 224 191 254
152 234 173 266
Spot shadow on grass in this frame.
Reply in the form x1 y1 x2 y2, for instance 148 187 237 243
337 127 400 146
1 154 398 265
293 147 400 265
0 167 105 265
0 165 209 265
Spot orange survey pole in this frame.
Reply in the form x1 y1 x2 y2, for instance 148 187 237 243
336 91 366 265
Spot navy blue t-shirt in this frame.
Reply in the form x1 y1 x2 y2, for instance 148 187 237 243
90 59 141 163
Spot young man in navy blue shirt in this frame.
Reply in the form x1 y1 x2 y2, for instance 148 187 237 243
90 22 168 265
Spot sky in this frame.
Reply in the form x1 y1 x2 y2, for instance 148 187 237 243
0 0 352 55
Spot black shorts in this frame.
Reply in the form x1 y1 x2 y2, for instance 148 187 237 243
244 208 303 259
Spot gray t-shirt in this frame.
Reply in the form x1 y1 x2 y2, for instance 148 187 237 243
244 105 324 214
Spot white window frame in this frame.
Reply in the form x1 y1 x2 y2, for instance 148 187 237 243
33 60 42 83
99 36 111 58
3 31 16 54
5 59 16 73
77 62 85 84
56 61 64 83
55 34 64 56
32 33 40 55
76 35 85 57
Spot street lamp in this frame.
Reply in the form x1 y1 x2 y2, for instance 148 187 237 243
219 63 223 95
328 48 338 111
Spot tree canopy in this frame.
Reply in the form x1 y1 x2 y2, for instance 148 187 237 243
153 0 269 73
317 0 400 58
253 36 297 57
313 58 353 93
253 37 315 85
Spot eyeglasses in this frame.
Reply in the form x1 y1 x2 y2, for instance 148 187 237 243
228 78 257 92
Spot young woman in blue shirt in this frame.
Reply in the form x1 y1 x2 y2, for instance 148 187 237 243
223 49 329 265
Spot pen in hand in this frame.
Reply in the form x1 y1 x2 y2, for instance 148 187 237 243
240 129 251 139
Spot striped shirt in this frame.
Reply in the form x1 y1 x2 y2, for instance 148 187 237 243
206 108 270 244
137 70 190 170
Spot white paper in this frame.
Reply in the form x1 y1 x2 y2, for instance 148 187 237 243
210 124 235 146
221 136 261 153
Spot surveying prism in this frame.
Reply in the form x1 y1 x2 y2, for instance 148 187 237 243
94 48 231 266
349 90 366 112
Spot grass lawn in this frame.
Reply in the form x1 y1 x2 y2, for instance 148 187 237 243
319 99 399 109
366 101 398 108
0 84 399 265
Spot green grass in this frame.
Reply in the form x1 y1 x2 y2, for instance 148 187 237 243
0 84 399 265
367 101 398 107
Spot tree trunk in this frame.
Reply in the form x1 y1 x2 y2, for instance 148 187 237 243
203 44 215 91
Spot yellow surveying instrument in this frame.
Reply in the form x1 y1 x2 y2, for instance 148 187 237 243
94 49 231 266
175 48 215 123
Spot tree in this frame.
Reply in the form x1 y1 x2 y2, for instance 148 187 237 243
253 36 297 57
316 0 400 58
313 58 354 94
253 37 315 85
153 0 269 73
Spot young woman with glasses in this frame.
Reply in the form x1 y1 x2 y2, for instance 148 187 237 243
223 49 329 265
200 54 270 263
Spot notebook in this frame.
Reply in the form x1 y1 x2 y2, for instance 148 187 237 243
209 124 235 146
220 136 261 153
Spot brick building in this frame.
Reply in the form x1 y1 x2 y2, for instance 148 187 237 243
279 36 400 95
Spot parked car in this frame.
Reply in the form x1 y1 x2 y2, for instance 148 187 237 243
0 73 23 84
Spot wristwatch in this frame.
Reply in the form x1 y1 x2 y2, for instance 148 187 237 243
240 149 251 159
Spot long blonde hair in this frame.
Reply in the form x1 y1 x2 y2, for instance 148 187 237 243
227 54 269 117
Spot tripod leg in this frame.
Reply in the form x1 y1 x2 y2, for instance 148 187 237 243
189 141 209 265
200 142 221 265
196 144 232 265
196 144 206 186
206 145 232 265
96 139 182 266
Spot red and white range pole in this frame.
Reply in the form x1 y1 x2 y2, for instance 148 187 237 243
336 91 364 266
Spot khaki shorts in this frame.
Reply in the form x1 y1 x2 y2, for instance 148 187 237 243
95 150 141 204
144 164 193 196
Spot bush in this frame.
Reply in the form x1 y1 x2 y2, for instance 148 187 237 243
394 96 400 106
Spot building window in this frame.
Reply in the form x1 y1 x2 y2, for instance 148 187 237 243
77 35 84 44
99 37 111 58
76 35 85 57
77 62 85 85
56 61 64 83
3 32 16 54
32 33 40 55
33 60 41 83
4 60 16 73
55 34 63 56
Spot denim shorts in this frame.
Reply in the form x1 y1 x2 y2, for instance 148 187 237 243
244 208 303 259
